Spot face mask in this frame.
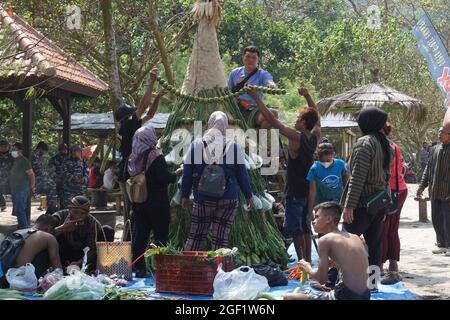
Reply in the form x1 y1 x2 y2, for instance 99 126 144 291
320 161 333 168
11 151 18 158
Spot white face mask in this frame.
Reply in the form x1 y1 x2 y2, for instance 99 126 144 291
320 161 333 168
11 151 18 158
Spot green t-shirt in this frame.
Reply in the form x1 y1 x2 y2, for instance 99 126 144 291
9 156 32 191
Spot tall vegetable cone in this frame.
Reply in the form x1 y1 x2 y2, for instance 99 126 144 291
181 1 226 95
160 0 289 268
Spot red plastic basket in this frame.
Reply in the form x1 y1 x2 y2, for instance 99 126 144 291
155 251 236 295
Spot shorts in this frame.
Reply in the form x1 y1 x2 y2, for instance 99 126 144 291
284 196 309 237
310 290 336 300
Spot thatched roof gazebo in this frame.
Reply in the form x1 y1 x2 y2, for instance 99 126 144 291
0 6 107 223
317 71 426 121
0 6 108 160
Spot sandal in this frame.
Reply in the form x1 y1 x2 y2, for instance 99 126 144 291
380 271 402 285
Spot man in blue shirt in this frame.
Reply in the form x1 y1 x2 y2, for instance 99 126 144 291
306 143 349 224
228 46 275 110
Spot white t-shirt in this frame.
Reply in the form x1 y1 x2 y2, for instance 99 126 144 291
103 168 116 190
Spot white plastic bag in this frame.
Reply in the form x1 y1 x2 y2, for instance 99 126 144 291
243 194 263 211
43 269 106 300
213 265 269 300
38 268 64 293
260 195 272 211
264 192 275 204
6 263 38 291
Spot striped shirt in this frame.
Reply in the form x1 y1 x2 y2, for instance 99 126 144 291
341 135 390 209
419 143 450 201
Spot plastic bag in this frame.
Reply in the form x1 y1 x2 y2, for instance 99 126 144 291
6 263 38 291
170 188 182 207
264 192 275 204
43 269 106 300
38 268 64 293
243 195 263 211
259 196 272 211
213 265 269 300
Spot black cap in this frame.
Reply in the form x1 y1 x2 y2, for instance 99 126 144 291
114 103 136 122
70 145 82 153
0 138 8 146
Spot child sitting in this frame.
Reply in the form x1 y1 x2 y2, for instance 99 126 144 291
284 202 370 300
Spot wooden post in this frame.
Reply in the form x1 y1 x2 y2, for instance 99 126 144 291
62 97 72 148
48 96 72 148
417 197 430 222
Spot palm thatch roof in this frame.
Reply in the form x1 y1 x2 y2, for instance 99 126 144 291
317 82 426 121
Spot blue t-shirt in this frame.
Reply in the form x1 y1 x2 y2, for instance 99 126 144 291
228 67 273 105
306 159 348 204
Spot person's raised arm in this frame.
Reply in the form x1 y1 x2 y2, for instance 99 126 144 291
248 86 299 141
136 68 158 120
141 89 167 124
298 87 321 138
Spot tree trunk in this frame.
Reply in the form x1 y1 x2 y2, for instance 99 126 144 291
100 0 123 113
148 0 174 85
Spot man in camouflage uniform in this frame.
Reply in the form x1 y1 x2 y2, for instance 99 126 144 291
61 145 89 210
45 163 58 215
31 142 49 210
0 139 13 211
48 143 68 209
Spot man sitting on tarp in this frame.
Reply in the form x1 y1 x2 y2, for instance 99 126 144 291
0 214 63 288
283 202 370 300
52 196 114 272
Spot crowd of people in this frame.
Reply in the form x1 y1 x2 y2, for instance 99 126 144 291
0 45 449 301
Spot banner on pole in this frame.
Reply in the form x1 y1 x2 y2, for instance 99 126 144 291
413 15 450 109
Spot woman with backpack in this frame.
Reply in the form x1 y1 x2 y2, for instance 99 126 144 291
128 124 182 278
181 111 254 251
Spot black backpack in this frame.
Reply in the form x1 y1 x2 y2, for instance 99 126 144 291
197 140 229 198
0 229 36 273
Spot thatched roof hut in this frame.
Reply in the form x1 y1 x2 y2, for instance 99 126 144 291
317 73 426 121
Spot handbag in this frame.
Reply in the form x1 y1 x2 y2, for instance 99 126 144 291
231 68 259 93
126 172 147 204
251 263 288 287
366 189 391 215
96 220 132 280
387 146 400 216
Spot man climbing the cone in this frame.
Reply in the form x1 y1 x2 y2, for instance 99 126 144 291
228 45 276 113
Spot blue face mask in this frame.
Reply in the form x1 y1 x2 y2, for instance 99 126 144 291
11 151 18 158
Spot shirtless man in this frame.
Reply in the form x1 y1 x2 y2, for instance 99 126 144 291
14 214 63 278
284 201 370 300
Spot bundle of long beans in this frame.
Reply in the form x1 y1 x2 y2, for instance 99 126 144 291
160 82 289 268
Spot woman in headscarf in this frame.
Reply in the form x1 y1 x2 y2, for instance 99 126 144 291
181 111 254 251
128 124 182 278
340 107 392 272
